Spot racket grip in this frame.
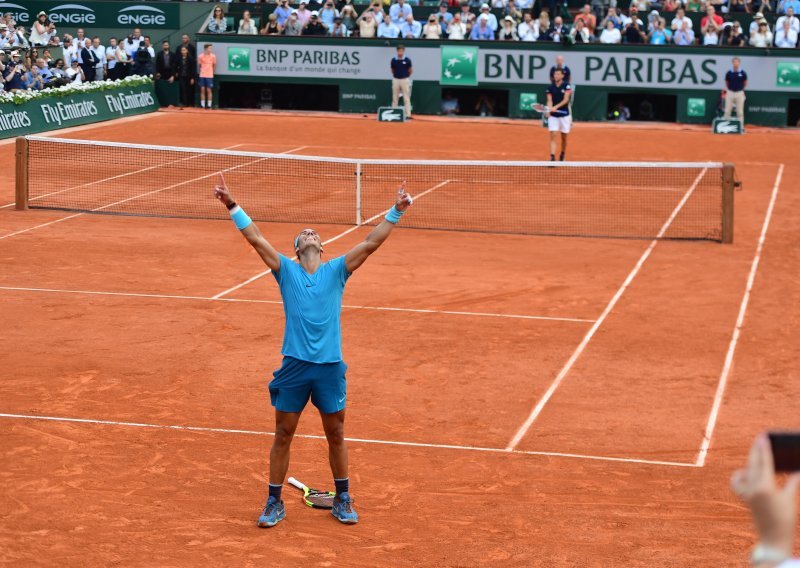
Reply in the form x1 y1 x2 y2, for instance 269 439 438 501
287 477 305 490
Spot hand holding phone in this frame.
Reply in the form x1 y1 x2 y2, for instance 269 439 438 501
769 432 800 472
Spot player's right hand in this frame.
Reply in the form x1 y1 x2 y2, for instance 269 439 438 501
213 185 234 207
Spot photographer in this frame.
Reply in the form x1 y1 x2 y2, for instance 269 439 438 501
732 434 800 568
30 12 56 47
48 58 70 87
3 50 26 92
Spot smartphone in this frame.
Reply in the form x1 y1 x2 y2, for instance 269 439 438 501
768 432 800 472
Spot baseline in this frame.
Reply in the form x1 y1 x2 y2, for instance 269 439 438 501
0 412 697 468
0 285 593 323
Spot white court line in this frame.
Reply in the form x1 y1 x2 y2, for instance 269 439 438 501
0 412 696 468
0 285 593 323
695 164 784 468
505 169 709 451
211 180 451 299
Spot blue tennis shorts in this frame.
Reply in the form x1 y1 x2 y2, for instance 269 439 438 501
198 77 214 88
269 356 347 414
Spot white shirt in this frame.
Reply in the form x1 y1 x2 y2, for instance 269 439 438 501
106 46 117 68
90 45 106 69
389 3 413 25
776 14 800 33
480 12 498 31
29 22 51 46
66 66 83 84
447 21 467 39
775 26 798 46
670 15 692 30
518 21 537 40
599 27 621 43
702 31 718 45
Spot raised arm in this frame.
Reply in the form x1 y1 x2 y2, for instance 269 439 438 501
345 186 413 273
213 179 281 272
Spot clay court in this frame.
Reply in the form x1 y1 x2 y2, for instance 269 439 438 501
1 111 798 566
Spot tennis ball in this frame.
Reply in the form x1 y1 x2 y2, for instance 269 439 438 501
613 111 620 117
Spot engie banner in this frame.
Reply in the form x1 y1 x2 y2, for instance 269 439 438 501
0 1 180 29
212 41 800 92
0 82 159 139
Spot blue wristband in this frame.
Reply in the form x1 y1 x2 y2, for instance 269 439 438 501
230 205 252 230
385 205 405 224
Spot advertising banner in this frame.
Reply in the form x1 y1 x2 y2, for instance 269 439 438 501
0 82 159 139
0 1 180 29
209 40 800 93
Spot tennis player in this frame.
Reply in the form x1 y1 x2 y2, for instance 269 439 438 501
546 68 572 162
213 178 413 528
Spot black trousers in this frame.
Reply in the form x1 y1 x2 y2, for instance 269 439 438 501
178 78 195 107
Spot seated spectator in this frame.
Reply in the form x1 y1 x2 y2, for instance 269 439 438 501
208 6 228 34
329 16 349 36
662 0 679 12
624 17 647 41
631 0 651 12
435 2 454 26
750 11 767 34
470 14 495 38
447 13 468 38
574 4 597 34
238 10 258 35
518 12 538 40
378 13 401 37
478 3 498 31
283 12 304 36
686 0 702 10
357 11 379 37
649 17 672 42
295 2 312 26
728 0 751 12
303 12 328 35
458 3 475 28
274 0 293 27
340 4 358 32
23 64 45 90
262 14 283 35
700 5 723 29
49 58 69 86
504 0 523 23
570 18 592 41
702 23 720 44
599 18 623 41
750 18 773 44
670 7 692 30
777 0 800 13
423 14 443 38
722 20 747 45
601 7 624 29
390 0 413 25
622 5 644 27
319 1 339 26
400 13 422 37
536 12 553 39
731 435 800 568
499 15 519 38
776 7 800 32
646 9 660 30
65 58 85 84
35 58 52 82
775 17 799 44
673 19 696 43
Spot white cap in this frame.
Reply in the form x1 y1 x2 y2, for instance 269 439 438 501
311 9 319 15
504 15 513 21
481 3 490 8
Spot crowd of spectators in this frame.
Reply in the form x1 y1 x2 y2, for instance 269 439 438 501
0 10 204 98
206 0 800 47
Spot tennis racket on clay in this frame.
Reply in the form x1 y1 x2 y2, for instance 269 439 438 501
287 477 336 509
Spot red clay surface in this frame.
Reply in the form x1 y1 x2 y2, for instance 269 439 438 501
1 110 798 566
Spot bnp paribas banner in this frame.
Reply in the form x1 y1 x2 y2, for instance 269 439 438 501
0 82 159 139
212 41 800 92
0 1 179 29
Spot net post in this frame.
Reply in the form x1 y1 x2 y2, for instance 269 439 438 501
721 163 735 244
15 136 29 211
355 162 362 226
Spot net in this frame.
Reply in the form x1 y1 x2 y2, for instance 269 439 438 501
16 136 734 242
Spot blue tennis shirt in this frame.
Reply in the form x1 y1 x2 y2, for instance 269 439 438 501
273 254 350 364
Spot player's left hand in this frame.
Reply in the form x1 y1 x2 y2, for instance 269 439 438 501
395 180 413 212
